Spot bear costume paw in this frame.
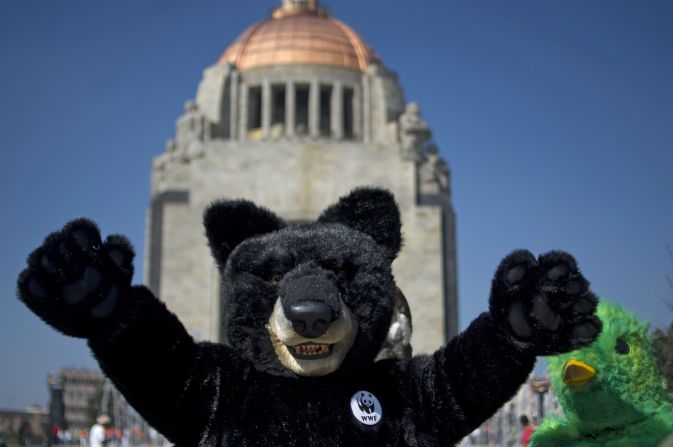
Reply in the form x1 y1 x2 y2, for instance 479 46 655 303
17 218 135 338
489 250 601 355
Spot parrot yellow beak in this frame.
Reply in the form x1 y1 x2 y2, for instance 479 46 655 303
563 359 596 387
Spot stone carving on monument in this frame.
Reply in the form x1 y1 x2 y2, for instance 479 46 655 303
151 140 175 181
154 101 208 177
419 143 451 196
399 102 431 162
174 100 208 159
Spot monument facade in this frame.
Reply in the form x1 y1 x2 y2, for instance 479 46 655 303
145 0 457 354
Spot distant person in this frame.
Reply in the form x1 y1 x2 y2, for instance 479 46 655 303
90 415 111 447
18 420 32 446
51 425 61 445
520 414 534 447
0 422 7 447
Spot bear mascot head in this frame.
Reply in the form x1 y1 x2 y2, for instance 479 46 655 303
203 187 404 378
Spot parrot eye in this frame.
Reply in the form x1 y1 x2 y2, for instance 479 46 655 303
615 338 630 355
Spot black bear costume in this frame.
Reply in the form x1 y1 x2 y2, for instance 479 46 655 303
17 187 601 446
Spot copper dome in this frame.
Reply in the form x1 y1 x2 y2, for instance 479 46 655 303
218 0 379 72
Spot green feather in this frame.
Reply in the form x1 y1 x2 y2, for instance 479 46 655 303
531 300 673 446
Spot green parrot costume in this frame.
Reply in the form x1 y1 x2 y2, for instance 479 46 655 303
531 300 673 446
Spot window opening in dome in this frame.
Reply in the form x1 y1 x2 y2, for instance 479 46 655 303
271 84 286 138
319 84 332 137
284 0 313 10
247 86 262 140
295 84 310 136
343 87 354 139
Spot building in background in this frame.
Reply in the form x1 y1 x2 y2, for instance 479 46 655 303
47 368 104 433
461 375 562 446
46 369 167 445
0 406 48 444
145 0 457 354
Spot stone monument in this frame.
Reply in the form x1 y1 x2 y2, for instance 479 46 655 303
145 0 458 354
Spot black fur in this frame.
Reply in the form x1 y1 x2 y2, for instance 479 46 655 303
318 187 402 260
17 187 601 446
204 199 286 273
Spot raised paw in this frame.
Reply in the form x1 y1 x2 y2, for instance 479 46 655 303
489 250 601 355
17 219 135 338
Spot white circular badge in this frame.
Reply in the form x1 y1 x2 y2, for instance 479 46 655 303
350 390 383 426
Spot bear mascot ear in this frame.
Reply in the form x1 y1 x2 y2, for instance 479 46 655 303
203 199 286 272
318 187 402 260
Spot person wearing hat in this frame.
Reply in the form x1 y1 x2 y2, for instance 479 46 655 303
89 415 110 447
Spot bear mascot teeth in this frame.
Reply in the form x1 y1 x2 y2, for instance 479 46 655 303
17 187 601 446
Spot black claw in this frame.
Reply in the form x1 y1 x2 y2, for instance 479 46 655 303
63 267 102 304
539 251 578 272
26 247 43 270
62 218 100 236
71 229 90 251
572 297 595 315
63 219 103 257
27 277 47 300
40 254 57 275
566 280 582 296
506 265 527 286
572 320 601 344
108 249 126 268
105 235 135 267
546 264 569 282
59 241 72 262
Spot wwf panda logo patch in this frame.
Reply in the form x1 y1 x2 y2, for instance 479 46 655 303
350 390 382 426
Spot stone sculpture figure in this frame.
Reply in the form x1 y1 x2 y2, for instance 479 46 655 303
419 144 451 195
399 102 430 161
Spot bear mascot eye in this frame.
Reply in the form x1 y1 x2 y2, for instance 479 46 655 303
268 273 284 285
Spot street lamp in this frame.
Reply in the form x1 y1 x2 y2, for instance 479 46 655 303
529 377 551 421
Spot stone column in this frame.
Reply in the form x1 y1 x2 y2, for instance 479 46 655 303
354 83 363 142
286 81 295 137
262 79 271 139
239 83 248 141
331 81 343 139
309 79 319 138
361 73 370 144
229 70 239 140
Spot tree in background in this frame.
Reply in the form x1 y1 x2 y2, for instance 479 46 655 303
652 245 673 392
653 324 673 393
666 246 673 306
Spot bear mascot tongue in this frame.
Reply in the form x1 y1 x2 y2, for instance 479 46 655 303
17 186 601 446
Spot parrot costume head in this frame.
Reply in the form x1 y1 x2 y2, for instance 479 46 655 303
538 300 673 444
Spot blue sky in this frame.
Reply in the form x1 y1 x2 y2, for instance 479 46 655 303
1 0 671 409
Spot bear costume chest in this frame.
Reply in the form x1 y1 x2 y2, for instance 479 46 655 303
210 367 418 447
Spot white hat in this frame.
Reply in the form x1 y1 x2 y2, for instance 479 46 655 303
96 415 111 425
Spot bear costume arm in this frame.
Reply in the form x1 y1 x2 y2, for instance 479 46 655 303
88 285 241 446
15 219 239 446
398 250 601 442
404 312 536 441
